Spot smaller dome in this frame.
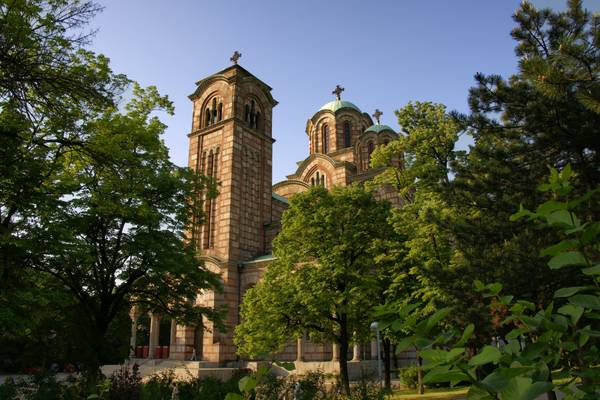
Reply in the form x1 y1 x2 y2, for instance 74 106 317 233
365 124 395 134
319 100 361 113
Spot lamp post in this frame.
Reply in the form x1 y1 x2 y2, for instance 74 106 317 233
370 321 382 389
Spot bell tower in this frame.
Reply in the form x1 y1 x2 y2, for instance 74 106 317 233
180 55 278 364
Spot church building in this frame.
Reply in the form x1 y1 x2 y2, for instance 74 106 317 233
130 55 401 370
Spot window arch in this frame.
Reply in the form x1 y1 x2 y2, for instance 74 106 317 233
322 125 329 153
310 171 327 187
244 99 262 130
344 121 351 147
204 96 223 127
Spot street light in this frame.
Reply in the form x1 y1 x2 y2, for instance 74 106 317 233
370 321 382 389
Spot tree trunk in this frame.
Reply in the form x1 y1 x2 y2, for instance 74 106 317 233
338 315 351 396
416 354 424 395
546 374 557 400
383 338 391 392
85 317 110 387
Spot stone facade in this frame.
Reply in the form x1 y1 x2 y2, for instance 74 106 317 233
130 63 402 367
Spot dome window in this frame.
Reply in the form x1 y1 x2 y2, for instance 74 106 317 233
344 121 351 147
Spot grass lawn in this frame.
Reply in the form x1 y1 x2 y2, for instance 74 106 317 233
387 386 469 400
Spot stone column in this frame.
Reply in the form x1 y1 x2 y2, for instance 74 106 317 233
169 319 177 359
352 342 361 361
296 335 304 362
129 306 139 358
371 340 378 360
148 313 161 359
170 320 177 346
332 343 340 361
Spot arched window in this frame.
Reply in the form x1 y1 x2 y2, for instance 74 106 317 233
321 174 325 186
311 177 315 186
211 98 217 124
245 105 250 124
322 125 329 153
316 171 320 184
250 101 255 128
217 102 223 122
367 142 375 169
344 122 351 147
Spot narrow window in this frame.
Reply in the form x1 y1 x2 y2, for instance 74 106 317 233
217 102 223 122
254 112 261 130
209 148 219 248
344 122 351 147
367 142 375 169
205 108 211 127
211 98 217 124
316 171 320 185
321 175 325 186
245 105 250 123
311 177 315 186
203 150 214 249
322 125 329 153
250 101 255 128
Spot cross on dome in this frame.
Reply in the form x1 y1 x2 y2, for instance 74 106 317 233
372 109 383 124
230 51 242 64
332 85 344 100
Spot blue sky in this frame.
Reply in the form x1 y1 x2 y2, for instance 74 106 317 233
89 0 599 183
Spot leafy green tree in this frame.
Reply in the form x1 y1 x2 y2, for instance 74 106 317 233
417 166 600 400
23 84 222 374
370 101 463 318
235 185 393 394
0 0 128 366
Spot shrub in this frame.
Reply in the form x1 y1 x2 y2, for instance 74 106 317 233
399 366 418 389
140 369 175 400
178 375 241 400
108 364 141 400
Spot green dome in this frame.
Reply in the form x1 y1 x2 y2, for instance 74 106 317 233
365 124 395 133
319 100 361 113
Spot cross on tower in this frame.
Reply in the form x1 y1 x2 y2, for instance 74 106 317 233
372 109 383 124
230 51 242 64
332 85 344 100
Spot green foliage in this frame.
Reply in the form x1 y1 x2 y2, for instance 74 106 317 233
107 364 141 400
235 185 393 393
140 370 175 400
0 0 221 373
399 366 419 389
227 368 382 400
408 166 600 400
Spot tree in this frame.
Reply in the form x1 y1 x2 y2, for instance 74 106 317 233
412 167 600 400
234 185 393 394
24 84 222 374
0 0 128 364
